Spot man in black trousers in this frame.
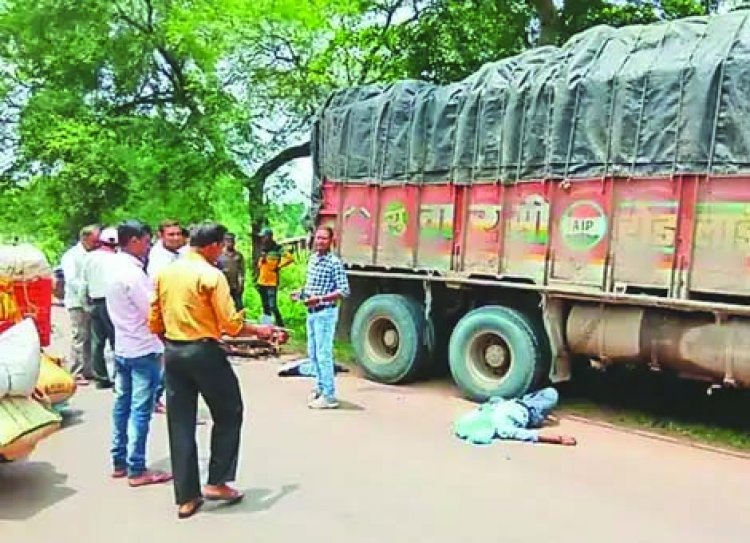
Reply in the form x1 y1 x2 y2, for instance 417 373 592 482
148 222 261 519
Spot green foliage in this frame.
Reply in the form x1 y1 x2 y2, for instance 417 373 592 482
0 0 722 264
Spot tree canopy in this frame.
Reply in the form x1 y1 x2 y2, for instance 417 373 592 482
0 0 719 258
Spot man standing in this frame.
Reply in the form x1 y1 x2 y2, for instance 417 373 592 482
294 226 350 409
217 232 245 311
146 219 184 278
107 220 172 487
148 222 260 519
83 227 118 389
256 228 292 326
147 219 184 413
60 225 99 385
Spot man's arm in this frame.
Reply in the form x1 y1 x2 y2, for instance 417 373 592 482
209 273 245 336
279 251 294 269
147 277 166 337
497 425 576 446
130 276 153 323
238 252 246 291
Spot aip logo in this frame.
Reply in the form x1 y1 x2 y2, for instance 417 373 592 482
560 200 607 251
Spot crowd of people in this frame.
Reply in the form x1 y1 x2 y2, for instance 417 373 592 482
58 219 350 518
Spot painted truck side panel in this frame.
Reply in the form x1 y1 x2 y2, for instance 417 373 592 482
320 175 750 300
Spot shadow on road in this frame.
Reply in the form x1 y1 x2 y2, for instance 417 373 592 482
208 484 300 515
0 461 76 521
60 408 86 429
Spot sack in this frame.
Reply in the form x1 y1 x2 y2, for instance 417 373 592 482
36 353 76 405
0 396 61 461
0 319 41 398
0 244 51 281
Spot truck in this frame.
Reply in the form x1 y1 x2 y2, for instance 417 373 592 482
310 9 750 402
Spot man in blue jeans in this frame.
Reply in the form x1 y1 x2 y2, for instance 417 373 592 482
105 220 172 487
293 226 350 409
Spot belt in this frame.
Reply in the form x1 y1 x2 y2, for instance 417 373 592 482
308 304 336 314
165 337 218 345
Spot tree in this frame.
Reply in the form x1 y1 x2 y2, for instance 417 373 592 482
0 0 339 250
0 0 723 260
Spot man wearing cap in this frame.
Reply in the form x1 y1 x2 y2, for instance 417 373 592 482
256 228 292 326
83 226 118 388
60 224 100 384
218 232 246 311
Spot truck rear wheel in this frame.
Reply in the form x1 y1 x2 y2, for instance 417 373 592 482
351 294 428 384
449 306 541 402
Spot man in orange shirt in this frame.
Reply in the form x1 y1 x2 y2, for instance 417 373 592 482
256 228 292 326
148 222 260 519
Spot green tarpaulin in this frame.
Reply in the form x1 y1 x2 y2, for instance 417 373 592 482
312 9 750 204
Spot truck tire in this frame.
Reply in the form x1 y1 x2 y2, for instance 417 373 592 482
351 294 428 384
449 306 542 402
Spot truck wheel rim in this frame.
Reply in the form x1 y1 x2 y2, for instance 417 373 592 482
465 330 512 386
365 317 401 365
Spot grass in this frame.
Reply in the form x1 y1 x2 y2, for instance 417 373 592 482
557 365 750 453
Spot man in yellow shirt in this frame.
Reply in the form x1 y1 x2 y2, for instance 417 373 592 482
256 228 293 326
148 222 259 519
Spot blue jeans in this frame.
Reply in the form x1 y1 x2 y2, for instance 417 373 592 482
307 307 339 401
111 352 162 477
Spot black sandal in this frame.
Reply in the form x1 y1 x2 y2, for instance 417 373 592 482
177 498 204 519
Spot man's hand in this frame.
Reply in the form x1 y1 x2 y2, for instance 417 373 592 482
538 434 577 446
290 290 302 302
304 295 321 307
560 435 577 446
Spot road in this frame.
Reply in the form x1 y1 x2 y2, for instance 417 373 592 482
1 308 749 543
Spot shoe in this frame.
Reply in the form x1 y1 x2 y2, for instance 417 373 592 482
178 498 204 519
307 389 321 402
203 484 244 505
128 470 173 487
96 380 114 390
111 468 127 479
308 396 339 409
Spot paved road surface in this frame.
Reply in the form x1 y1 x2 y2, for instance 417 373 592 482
1 309 749 543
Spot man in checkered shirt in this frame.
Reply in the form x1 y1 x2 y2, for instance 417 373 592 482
294 226 350 409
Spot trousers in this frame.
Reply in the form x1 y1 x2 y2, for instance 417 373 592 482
164 339 244 505
90 300 115 382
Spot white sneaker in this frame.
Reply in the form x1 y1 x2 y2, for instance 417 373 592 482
308 390 321 403
308 396 339 409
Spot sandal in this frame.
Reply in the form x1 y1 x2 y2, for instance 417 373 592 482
128 470 173 487
178 498 204 519
111 468 127 479
203 485 244 505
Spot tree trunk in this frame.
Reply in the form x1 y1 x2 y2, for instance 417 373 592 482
528 0 562 46
244 140 312 280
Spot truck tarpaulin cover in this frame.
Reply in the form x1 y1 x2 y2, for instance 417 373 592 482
311 10 750 214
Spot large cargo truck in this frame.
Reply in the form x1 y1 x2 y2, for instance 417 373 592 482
310 10 750 401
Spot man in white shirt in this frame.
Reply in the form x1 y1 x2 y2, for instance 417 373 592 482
146 219 185 413
146 219 184 278
83 227 119 389
106 220 172 487
60 224 99 383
